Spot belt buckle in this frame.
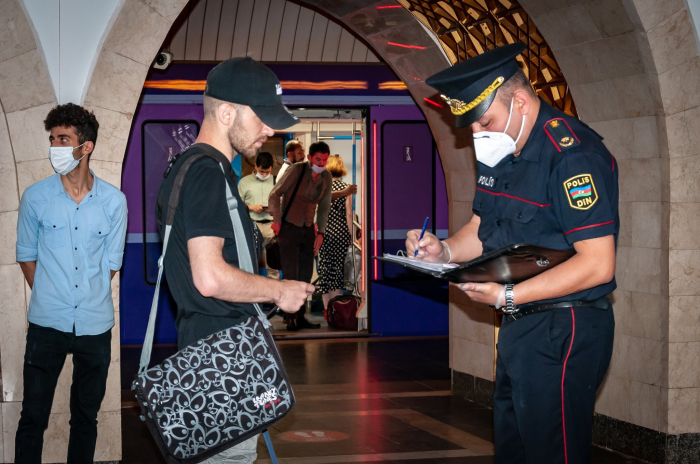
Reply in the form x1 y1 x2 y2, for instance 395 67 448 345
502 306 520 322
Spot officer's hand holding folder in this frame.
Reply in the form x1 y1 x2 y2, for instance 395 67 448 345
375 243 575 284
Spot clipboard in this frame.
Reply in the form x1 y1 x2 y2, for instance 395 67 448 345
375 243 575 284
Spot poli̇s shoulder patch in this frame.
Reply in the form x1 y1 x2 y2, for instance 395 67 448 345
563 174 598 210
544 118 580 152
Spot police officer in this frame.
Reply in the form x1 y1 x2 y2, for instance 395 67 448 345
406 43 618 463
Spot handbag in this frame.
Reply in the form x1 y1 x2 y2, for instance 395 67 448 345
265 163 306 270
326 294 361 331
132 151 294 464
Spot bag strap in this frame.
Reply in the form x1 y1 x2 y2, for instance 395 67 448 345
139 153 265 374
281 163 306 223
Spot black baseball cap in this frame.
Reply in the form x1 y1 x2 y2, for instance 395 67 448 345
426 43 526 128
204 57 299 130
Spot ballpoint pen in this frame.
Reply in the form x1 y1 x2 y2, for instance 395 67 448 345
414 217 430 258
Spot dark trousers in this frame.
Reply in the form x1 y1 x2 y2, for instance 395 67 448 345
278 222 315 320
15 323 111 464
494 303 614 464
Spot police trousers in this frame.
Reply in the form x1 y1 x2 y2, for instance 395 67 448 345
494 302 614 464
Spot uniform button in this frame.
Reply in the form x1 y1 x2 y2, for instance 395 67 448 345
478 202 482 209
75 227 78 230
76 207 79 210
74 247 77 250
517 212 522 219
75 267 78 270
75 285 78 288
504 183 509 190
74 305 77 308
53 225 56 228
496 220 501 227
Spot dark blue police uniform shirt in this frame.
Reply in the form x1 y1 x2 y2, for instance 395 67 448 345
473 99 619 304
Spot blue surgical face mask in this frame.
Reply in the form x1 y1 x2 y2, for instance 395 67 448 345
49 142 87 175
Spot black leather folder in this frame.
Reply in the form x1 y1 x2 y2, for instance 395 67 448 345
375 243 575 284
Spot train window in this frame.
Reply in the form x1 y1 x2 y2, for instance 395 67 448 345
141 120 200 285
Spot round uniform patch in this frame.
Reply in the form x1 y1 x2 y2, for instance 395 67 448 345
563 174 598 210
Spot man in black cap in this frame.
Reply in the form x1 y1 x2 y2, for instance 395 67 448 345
156 57 313 462
407 43 618 463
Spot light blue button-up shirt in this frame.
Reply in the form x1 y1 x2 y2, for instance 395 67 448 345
16 173 127 336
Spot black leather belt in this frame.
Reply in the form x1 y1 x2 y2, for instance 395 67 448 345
255 219 272 224
504 296 610 322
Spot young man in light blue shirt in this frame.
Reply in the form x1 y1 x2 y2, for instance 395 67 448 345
14 103 127 464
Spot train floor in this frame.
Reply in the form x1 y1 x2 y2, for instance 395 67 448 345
120 337 648 464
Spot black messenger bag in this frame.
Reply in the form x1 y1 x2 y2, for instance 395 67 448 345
132 152 294 464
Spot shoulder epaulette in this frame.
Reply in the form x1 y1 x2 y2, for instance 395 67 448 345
544 118 580 152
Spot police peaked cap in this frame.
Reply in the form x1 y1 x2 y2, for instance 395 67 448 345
426 43 526 128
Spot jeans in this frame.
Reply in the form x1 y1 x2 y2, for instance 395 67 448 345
15 323 111 464
278 222 315 321
200 435 259 463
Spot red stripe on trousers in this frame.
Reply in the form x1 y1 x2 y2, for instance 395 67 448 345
561 307 576 464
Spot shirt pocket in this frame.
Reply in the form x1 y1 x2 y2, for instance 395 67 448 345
505 201 540 239
87 220 110 255
42 217 68 249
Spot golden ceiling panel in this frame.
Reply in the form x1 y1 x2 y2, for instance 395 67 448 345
397 0 577 116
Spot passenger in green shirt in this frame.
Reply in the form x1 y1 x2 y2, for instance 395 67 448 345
237 152 278 279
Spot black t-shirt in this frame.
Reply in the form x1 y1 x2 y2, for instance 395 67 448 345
156 143 258 349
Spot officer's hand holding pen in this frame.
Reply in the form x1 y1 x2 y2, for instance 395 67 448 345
405 230 444 262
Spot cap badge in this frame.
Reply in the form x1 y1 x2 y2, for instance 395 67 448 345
550 120 560 128
440 76 505 116
276 84 282 95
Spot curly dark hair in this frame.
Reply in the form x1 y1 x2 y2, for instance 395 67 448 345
43 103 99 145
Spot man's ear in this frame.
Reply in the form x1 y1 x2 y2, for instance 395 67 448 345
218 102 237 127
82 141 95 156
514 89 531 116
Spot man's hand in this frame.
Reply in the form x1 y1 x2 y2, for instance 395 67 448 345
275 280 314 313
314 234 324 254
405 230 445 263
271 223 281 236
250 204 264 214
459 282 504 307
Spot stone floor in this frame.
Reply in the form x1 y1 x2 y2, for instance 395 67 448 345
120 337 649 463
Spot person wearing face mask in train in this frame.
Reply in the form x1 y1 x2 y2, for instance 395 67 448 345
268 141 332 331
14 103 128 464
238 151 279 280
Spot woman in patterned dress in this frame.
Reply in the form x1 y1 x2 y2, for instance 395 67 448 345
317 155 354 310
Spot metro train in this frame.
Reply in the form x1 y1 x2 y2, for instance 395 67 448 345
119 62 450 345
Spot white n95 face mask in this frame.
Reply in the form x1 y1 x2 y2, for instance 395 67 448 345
49 142 87 175
311 164 326 174
255 172 271 181
472 98 525 168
